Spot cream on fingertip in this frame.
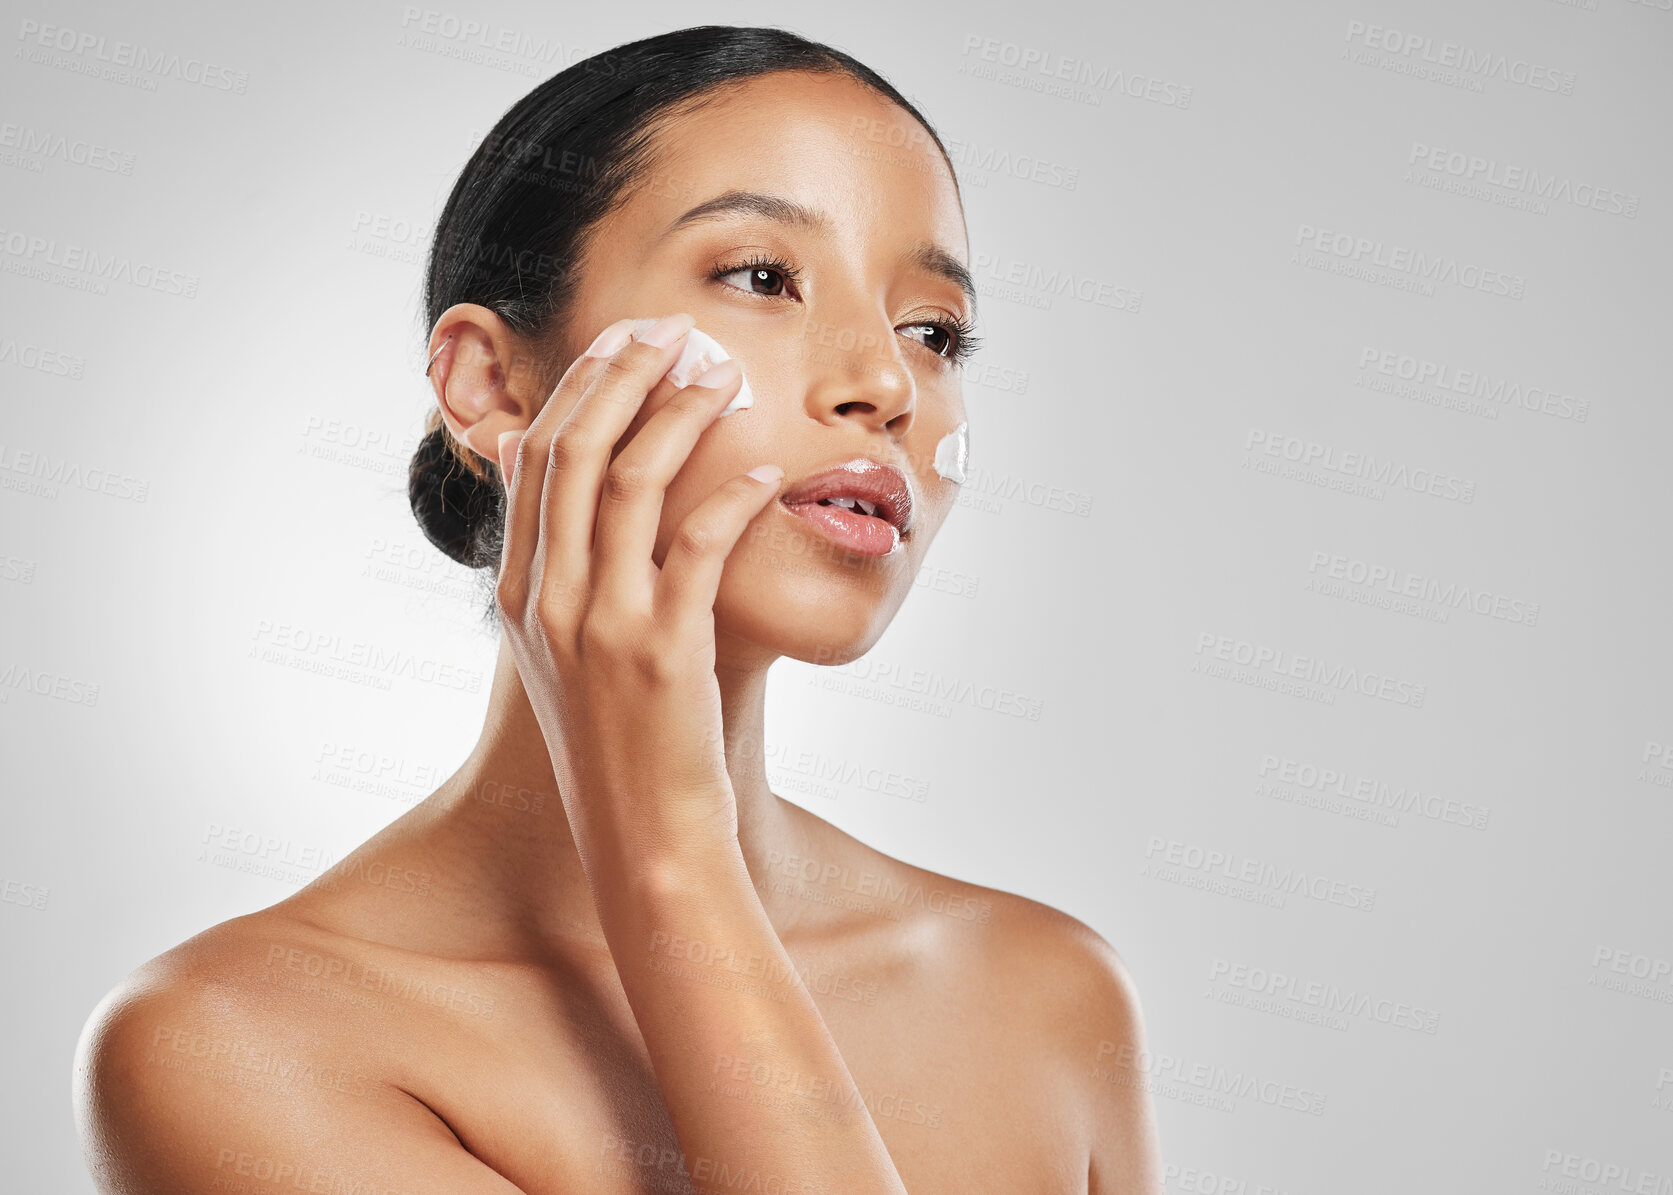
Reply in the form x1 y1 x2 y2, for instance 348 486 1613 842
633 320 755 416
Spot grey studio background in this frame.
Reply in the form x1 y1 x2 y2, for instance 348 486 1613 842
2 0 1670 1190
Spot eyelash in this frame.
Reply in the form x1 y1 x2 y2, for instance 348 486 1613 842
708 251 984 368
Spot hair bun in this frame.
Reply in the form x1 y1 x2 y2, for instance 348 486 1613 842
408 424 503 569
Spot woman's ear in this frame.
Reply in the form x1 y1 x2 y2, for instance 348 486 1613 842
425 303 548 463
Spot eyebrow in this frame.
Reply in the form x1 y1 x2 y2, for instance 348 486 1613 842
661 188 978 315
663 189 830 236
906 242 979 319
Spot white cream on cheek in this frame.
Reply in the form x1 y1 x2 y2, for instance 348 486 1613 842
632 319 754 416
934 420 968 485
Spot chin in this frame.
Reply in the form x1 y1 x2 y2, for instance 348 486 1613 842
713 542 911 668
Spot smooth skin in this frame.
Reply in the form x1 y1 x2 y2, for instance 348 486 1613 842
73 71 1162 1194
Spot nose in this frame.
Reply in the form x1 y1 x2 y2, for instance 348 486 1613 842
800 316 916 437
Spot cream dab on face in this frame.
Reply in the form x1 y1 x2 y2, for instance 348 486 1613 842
633 319 754 416
933 420 968 485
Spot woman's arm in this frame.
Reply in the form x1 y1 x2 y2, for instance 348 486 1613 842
492 311 909 1193
591 834 905 1194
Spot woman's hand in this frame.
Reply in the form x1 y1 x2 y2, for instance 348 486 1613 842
492 311 782 868
489 313 909 1194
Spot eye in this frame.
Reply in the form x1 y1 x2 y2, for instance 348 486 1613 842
709 251 983 367
717 265 789 296
711 253 801 298
900 322 956 358
899 315 982 367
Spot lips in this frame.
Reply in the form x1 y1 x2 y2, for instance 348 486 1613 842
777 458 914 557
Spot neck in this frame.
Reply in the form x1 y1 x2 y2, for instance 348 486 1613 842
422 632 810 949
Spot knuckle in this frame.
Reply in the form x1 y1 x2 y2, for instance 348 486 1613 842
599 349 640 377
494 572 529 619
624 636 677 685
602 460 651 504
546 432 583 473
673 522 715 560
667 387 712 417
595 351 653 402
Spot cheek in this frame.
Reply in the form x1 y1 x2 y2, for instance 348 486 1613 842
650 422 758 554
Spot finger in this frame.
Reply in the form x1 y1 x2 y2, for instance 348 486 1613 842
536 313 697 612
496 429 523 488
497 317 634 617
593 359 745 609
654 464 785 627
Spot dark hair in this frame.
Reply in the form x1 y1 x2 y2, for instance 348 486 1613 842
407 24 959 629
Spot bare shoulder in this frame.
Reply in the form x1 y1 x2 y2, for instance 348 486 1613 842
72 915 276 1189
925 868 1162 1194
950 878 1163 1195
73 911 300 1105
72 911 519 1195
812 823 1162 1193
817 818 1144 1013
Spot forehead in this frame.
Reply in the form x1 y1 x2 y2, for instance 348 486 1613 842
608 70 967 261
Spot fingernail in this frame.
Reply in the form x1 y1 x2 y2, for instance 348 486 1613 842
584 319 636 358
496 429 523 484
635 312 695 349
693 358 741 389
746 464 783 485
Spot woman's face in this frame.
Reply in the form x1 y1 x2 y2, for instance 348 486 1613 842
555 70 974 669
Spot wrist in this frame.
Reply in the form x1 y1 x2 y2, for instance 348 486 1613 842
562 782 740 866
587 836 762 962
631 841 754 913
577 816 749 903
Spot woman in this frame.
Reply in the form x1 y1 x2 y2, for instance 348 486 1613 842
73 25 1162 1194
